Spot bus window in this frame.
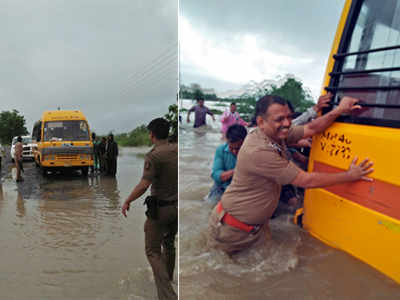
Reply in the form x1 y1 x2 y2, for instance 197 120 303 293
32 121 42 142
44 120 90 142
327 0 400 127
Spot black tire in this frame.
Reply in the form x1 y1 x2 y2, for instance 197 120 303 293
41 166 48 176
81 166 89 176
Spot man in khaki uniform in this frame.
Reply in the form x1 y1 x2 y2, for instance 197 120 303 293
14 136 24 182
122 118 177 300
208 94 374 255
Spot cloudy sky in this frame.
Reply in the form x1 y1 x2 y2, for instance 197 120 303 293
180 0 346 99
0 0 177 135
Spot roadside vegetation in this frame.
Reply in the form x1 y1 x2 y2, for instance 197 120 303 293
180 76 315 122
0 110 28 144
113 103 178 147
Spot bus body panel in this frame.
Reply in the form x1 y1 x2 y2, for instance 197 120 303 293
303 0 400 284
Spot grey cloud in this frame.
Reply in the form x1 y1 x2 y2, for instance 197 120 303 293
0 0 177 135
181 0 345 56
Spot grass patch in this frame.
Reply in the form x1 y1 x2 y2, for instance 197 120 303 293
210 109 223 115
114 125 152 147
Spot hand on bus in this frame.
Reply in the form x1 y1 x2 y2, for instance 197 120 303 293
337 96 362 114
347 156 374 182
314 93 332 112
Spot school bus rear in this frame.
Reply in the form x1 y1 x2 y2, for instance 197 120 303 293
301 0 400 284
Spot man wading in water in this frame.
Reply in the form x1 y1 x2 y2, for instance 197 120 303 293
187 97 216 128
208 94 374 255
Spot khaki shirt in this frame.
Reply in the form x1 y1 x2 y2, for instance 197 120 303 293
142 142 178 202
220 126 304 225
15 142 23 161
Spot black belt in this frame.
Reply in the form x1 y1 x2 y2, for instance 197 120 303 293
158 200 177 207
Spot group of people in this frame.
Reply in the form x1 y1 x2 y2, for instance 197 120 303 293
91 133 119 176
188 94 374 257
186 98 248 138
204 95 332 211
10 133 119 182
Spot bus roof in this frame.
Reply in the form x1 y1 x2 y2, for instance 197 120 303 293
41 110 87 121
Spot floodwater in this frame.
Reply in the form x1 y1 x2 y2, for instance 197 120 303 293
0 146 171 300
179 100 400 299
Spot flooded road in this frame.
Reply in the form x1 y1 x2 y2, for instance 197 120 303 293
0 146 169 300
179 100 400 299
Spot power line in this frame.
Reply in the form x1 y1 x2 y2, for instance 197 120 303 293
119 52 177 96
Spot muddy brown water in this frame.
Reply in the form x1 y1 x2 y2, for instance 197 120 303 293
0 146 172 300
178 106 400 300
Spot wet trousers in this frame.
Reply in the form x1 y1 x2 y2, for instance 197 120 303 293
100 154 106 172
93 153 100 170
15 159 23 180
106 157 117 176
144 204 177 300
208 204 271 255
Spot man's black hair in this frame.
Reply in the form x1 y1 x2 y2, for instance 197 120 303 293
226 124 247 143
254 95 292 118
91 132 96 139
231 102 236 106
17 136 22 142
147 118 170 140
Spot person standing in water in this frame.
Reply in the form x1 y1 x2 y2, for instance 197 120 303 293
187 97 215 128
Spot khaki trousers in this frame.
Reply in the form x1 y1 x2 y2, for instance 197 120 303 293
144 204 177 300
208 205 271 255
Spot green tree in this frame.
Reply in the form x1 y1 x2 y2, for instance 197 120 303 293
0 110 28 144
236 76 315 120
193 88 204 101
235 96 257 122
269 78 314 112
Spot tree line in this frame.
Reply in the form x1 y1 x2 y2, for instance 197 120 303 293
0 104 178 146
181 76 316 121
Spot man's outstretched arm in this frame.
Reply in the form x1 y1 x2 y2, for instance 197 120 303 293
291 157 374 189
122 178 152 217
303 96 361 139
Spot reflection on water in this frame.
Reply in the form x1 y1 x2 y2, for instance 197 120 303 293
16 190 25 218
0 146 162 300
179 101 400 299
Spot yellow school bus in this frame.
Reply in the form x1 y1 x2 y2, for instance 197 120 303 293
298 0 400 284
32 110 93 176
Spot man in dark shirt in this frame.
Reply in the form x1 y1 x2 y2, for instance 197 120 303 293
99 137 107 173
105 134 118 176
122 118 177 300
